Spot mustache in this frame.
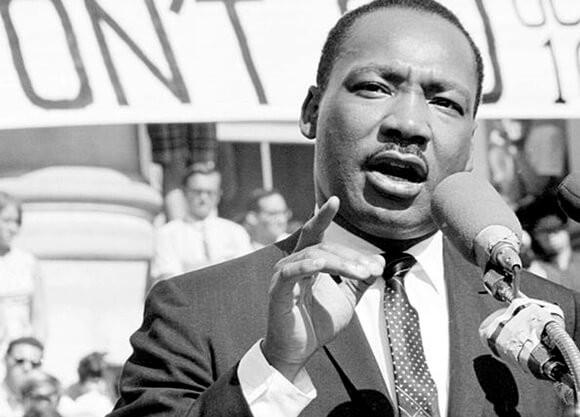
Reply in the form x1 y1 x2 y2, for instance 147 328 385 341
371 142 427 162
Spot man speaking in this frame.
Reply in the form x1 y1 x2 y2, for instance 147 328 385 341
109 1 580 416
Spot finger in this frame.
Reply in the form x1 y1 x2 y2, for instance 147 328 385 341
280 250 382 284
302 243 385 277
295 196 339 251
270 257 327 298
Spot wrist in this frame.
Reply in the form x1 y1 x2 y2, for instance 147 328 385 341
261 339 307 383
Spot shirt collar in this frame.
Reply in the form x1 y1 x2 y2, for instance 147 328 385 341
323 221 445 294
183 209 219 224
406 230 445 295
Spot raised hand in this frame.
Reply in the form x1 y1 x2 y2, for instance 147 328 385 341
262 196 385 382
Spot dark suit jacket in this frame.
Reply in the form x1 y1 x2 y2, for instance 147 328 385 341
109 233 580 417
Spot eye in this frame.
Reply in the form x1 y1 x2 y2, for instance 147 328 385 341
353 82 391 98
430 97 464 116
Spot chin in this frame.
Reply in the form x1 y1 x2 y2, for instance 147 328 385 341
363 206 434 240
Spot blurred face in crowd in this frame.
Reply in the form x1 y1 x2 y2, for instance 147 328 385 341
501 118 524 142
184 172 222 221
533 216 570 258
301 8 478 242
5 342 43 393
0 203 20 252
20 371 61 410
247 193 291 245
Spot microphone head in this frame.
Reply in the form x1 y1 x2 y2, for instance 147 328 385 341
431 172 523 267
557 172 580 223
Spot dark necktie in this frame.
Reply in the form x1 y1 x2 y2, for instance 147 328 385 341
382 253 440 417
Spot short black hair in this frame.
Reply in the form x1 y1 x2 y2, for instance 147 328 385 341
77 352 108 383
7 337 44 356
517 194 567 234
316 0 484 115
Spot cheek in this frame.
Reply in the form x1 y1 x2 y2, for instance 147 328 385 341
432 134 473 173
324 102 376 144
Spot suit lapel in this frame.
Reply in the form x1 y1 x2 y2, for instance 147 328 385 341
324 315 389 396
444 238 506 416
307 315 395 416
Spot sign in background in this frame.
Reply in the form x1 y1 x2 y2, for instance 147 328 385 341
0 0 579 129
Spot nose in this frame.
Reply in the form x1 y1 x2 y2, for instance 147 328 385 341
379 90 431 148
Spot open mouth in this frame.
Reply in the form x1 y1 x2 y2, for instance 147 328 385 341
366 152 428 183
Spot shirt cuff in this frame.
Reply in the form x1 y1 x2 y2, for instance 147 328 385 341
238 340 316 417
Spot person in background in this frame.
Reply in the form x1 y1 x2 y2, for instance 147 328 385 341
19 369 77 417
147 123 219 222
22 402 63 417
0 337 44 417
150 162 252 284
110 1 580 416
20 370 62 413
518 194 580 292
64 352 115 417
525 119 567 192
487 119 545 210
243 188 292 250
0 192 47 350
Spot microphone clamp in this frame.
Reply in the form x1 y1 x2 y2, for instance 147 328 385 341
473 225 522 272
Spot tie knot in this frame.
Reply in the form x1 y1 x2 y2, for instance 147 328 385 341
381 253 416 280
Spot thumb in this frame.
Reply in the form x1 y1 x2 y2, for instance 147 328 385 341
294 196 339 252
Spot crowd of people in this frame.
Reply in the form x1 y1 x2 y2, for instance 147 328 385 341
0 162 297 417
149 162 296 287
0 337 117 417
486 117 580 292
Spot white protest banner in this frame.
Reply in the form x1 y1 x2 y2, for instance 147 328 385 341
0 0 579 129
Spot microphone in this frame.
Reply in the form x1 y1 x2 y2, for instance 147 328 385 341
431 171 523 275
557 172 580 223
432 172 580 406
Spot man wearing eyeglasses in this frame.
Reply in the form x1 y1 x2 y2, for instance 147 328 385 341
150 163 253 285
0 336 44 417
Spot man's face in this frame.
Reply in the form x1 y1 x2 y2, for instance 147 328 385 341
5 343 43 392
184 173 222 220
304 8 477 241
0 204 20 251
254 194 290 243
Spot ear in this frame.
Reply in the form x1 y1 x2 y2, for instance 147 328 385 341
464 121 478 171
299 86 321 140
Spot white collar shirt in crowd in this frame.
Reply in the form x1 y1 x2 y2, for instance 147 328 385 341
150 216 253 281
238 221 450 417
0 248 39 349
0 382 22 417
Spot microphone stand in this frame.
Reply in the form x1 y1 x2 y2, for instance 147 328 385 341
484 267 580 416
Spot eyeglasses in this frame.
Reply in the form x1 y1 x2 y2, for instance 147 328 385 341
10 357 42 368
185 188 220 198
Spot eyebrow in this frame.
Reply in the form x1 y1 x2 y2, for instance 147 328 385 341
350 64 473 103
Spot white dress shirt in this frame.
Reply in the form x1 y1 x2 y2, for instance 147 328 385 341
151 216 253 281
238 222 450 416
